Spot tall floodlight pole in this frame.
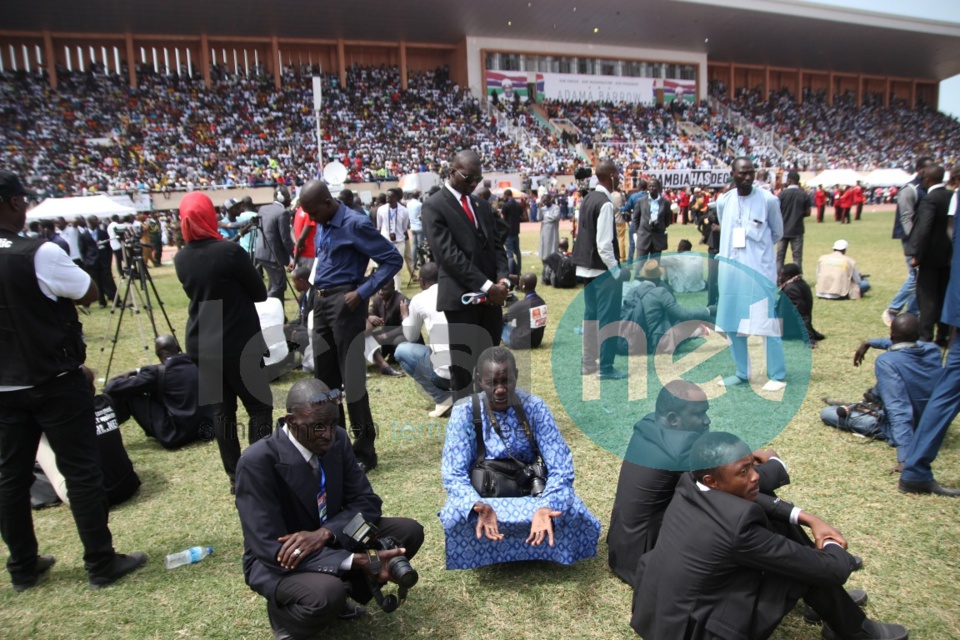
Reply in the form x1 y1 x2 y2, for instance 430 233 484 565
312 76 323 172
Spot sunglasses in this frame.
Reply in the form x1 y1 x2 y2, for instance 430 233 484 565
456 169 483 185
308 389 343 405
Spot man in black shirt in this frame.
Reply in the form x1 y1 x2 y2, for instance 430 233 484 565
777 171 811 273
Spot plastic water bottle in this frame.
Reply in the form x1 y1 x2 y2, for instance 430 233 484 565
165 546 213 569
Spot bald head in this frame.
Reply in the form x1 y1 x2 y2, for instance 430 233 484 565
890 312 920 344
155 334 182 361
299 180 338 225
450 149 483 196
595 160 619 191
286 378 332 413
519 273 537 293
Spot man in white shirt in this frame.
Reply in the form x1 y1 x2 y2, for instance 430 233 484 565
406 192 423 272
376 187 410 291
106 214 123 278
571 160 629 380
57 216 82 267
397 263 452 418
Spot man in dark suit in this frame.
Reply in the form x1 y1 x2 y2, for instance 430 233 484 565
421 150 510 400
631 432 908 640
256 186 295 302
236 379 424 640
501 189 524 274
608 381 791 587
777 171 811 273
906 165 952 345
634 178 671 263
80 215 117 308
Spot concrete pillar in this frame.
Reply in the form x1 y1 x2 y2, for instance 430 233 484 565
828 72 834 107
200 34 211 88
728 63 734 99
764 65 770 98
857 74 862 109
272 37 281 90
910 80 917 109
797 69 802 103
400 41 407 90
125 33 136 89
337 39 346 88
43 30 57 89
884 77 890 108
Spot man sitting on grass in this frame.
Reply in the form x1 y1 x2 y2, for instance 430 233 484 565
631 431 908 640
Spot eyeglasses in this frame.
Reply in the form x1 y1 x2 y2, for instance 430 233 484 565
308 389 343 405
456 169 483 185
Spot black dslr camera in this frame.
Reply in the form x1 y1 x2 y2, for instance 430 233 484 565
522 461 548 497
342 512 418 613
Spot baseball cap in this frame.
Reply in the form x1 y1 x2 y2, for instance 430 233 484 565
222 197 240 210
0 171 38 200
833 239 849 251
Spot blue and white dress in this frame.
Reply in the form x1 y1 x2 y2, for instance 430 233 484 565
439 390 601 570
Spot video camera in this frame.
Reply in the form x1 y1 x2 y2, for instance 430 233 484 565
113 223 143 261
342 512 418 613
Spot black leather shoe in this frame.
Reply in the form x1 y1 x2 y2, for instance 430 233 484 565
88 552 148 589
598 368 629 380
821 618 908 639
850 555 863 572
898 479 960 497
12 555 56 593
379 366 404 377
802 589 867 624
338 600 367 620
267 601 295 640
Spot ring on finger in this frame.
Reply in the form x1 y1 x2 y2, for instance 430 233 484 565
293 548 302 556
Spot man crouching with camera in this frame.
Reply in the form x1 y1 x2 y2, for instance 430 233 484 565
235 378 424 640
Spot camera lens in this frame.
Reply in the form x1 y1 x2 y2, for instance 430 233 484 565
530 477 546 497
387 556 419 589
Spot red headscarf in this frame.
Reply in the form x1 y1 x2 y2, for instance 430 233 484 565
180 192 222 243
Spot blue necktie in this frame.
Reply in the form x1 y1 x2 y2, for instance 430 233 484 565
316 458 327 525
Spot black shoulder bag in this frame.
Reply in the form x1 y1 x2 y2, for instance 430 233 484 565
469 393 547 498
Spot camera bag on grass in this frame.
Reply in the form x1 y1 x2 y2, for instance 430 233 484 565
469 393 546 498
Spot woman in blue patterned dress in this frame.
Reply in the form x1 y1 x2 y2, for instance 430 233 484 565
439 347 601 569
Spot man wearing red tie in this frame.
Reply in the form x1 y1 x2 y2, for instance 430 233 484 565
421 150 510 400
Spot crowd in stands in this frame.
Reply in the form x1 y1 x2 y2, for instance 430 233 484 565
711 82 960 171
5 62 960 200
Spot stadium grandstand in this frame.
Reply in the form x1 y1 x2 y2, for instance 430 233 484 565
2 1 960 198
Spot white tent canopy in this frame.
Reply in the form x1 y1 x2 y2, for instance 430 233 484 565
806 169 864 187
861 168 912 187
26 195 137 221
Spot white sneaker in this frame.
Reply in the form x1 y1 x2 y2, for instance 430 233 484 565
428 401 453 419
881 310 896 327
761 380 787 392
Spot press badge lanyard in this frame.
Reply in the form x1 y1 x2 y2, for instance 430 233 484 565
316 225 332 253
388 208 397 235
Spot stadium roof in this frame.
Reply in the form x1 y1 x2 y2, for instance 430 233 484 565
8 0 960 80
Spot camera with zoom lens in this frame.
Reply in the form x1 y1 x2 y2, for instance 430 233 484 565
341 512 418 613
522 460 547 497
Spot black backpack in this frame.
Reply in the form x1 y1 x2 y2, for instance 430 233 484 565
553 255 577 288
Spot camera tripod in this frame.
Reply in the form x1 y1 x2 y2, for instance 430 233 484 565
96 246 176 382
234 213 302 307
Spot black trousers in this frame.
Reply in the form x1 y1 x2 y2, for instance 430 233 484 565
202 357 273 481
707 252 720 307
816 204 825 222
444 305 503 401
259 260 288 301
109 391 203 450
313 291 377 464
88 257 117 306
916 264 951 343
113 248 124 279
0 369 115 580
268 517 424 640
582 272 623 372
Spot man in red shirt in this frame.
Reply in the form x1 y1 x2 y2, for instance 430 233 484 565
291 205 317 270
815 186 828 223
678 188 691 224
853 182 866 221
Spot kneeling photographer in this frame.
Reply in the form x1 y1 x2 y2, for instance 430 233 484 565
235 379 423 640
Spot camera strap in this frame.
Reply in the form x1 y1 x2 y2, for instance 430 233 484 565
471 393 541 465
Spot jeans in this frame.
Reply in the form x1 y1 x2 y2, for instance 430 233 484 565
627 222 636 262
410 230 422 267
887 243 918 315
394 343 451 404
902 330 960 483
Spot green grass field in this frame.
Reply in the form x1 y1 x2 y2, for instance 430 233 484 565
2 208 958 640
